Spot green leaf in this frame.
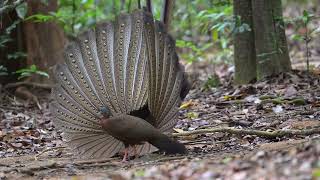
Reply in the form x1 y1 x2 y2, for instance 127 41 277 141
302 10 313 24
7 52 27 60
291 34 303 41
40 0 50 5
18 72 32 79
30 64 37 71
203 75 220 90
15 2 28 19
134 169 145 177
222 157 233 164
0 35 12 47
15 65 49 79
212 30 219 41
26 14 55 23
186 112 199 119
313 168 320 177
35 71 49 78
0 65 8 76
6 20 20 34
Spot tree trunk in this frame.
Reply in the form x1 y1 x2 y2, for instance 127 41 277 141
23 0 66 82
233 0 256 84
251 0 291 79
272 0 291 72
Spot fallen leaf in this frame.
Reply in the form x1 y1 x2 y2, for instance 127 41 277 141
180 100 194 109
272 105 283 113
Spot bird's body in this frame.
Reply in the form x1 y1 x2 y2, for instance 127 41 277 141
100 114 186 154
51 9 189 159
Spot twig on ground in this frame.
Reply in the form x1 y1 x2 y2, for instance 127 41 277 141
183 139 233 145
35 146 67 160
155 156 186 163
171 127 320 139
5 157 118 174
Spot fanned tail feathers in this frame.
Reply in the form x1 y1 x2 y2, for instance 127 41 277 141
144 12 184 132
52 9 186 159
52 10 155 158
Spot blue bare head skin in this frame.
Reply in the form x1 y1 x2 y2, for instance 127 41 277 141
100 106 112 118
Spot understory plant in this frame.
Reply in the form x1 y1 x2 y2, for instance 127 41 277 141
0 0 48 80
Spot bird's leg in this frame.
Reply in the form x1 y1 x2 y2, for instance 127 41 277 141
133 145 138 159
122 147 129 162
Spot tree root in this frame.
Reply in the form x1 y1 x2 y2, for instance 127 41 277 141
4 81 54 90
34 146 66 160
15 86 42 109
171 127 320 138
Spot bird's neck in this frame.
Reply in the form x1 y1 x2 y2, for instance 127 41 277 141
99 117 111 130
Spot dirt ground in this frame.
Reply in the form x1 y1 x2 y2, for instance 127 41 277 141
0 69 320 179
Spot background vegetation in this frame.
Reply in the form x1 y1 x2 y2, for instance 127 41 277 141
0 0 319 84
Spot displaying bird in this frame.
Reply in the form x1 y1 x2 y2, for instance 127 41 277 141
51 4 189 160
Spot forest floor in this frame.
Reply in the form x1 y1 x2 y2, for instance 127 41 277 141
0 68 320 179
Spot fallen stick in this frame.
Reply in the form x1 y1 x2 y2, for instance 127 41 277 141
35 146 67 160
171 127 320 138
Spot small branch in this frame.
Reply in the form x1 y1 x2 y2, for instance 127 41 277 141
155 156 186 163
171 127 320 139
35 146 66 160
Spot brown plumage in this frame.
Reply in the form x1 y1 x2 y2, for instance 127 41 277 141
51 9 189 159
100 112 186 155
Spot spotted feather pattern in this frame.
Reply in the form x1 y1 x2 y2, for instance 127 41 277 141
144 12 184 133
52 9 186 159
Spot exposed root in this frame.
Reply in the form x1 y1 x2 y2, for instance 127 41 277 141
172 127 320 138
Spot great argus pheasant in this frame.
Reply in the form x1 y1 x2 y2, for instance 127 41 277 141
51 7 190 160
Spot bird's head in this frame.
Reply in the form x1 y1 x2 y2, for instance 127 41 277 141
99 106 113 129
100 106 112 118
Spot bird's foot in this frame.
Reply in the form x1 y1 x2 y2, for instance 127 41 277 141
122 148 129 162
133 145 139 159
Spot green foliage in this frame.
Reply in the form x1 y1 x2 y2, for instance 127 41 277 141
0 66 8 76
287 10 318 41
0 0 30 80
186 112 199 119
176 40 211 63
15 65 49 80
203 74 220 90
27 0 133 36
169 0 236 63
285 10 319 72
7 52 27 60
313 169 320 178
27 0 105 35
15 2 28 19
0 19 21 48
134 169 145 177
25 0 239 65
170 0 249 64
0 1 51 81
